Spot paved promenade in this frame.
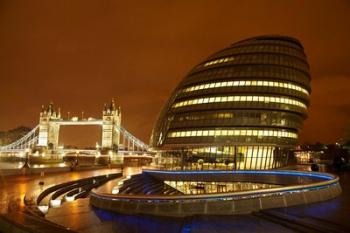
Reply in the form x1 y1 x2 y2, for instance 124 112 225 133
0 168 121 214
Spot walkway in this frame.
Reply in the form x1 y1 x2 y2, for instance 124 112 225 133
0 168 120 214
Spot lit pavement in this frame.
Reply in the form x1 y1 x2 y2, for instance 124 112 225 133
275 171 350 229
0 168 121 214
1 167 350 233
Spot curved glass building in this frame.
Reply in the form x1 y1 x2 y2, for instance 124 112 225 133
151 35 311 170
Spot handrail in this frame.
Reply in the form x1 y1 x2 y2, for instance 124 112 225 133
91 171 339 202
37 173 121 205
142 169 336 180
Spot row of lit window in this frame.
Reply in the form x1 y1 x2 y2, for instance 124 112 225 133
181 80 309 94
200 55 308 71
220 44 305 57
178 113 234 121
168 129 298 138
232 42 303 55
172 95 307 109
241 40 302 50
188 64 310 84
190 145 275 155
204 57 235 67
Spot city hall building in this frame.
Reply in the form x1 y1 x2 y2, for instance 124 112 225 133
150 35 311 170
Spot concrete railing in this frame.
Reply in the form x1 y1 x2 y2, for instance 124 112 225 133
90 170 342 217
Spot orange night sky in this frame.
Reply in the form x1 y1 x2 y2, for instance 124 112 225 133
0 0 350 147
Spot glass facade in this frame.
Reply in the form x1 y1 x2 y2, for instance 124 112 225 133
164 180 281 194
150 35 311 170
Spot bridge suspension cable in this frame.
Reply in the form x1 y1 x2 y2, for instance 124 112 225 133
0 125 39 152
0 124 149 153
116 126 149 151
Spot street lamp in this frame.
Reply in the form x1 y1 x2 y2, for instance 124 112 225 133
22 148 30 169
108 150 113 167
75 150 80 167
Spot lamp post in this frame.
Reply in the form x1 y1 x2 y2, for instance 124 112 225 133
22 148 30 169
198 159 204 171
108 150 113 168
75 150 80 167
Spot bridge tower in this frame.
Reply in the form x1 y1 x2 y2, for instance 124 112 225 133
38 102 62 149
101 99 121 149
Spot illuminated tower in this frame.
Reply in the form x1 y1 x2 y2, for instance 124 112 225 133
101 99 122 149
38 102 62 149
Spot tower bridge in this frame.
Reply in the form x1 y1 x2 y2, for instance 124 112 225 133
0 100 149 154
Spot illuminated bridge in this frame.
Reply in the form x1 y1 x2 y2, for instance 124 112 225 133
0 100 149 154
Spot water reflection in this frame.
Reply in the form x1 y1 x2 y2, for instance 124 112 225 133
0 162 67 169
94 208 184 233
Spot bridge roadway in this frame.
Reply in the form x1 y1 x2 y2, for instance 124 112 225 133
49 119 103 125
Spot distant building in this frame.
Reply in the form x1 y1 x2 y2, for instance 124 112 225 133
294 143 349 166
151 35 311 170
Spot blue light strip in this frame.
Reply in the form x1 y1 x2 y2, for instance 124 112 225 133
143 169 335 180
91 169 339 204
91 182 340 203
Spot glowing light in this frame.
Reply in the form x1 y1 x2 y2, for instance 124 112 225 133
143 170 335 180
50 199 61 208
182 79 309 95
118 181 124 185
168 129 297 139
173 95 307 109
112 188 119 194
65 196 75 202
38 205 49 214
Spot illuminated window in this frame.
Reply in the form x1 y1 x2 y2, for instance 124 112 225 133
168 129 298 139
203 57 235 67
181 80 309 95
172 95 306 109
